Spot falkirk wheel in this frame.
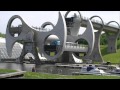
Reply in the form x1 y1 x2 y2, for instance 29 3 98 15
5 11 96 64
6 12 67 64
6 11 120 65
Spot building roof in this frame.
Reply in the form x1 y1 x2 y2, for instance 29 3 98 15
0 37 30 59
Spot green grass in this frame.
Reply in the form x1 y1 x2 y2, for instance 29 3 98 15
23 72 120 79
117 39 120 50
0 69 120 79
102 49 120 63
50 52 55 56
101 45 108 56
79 53 84 57
0 69 17 74
100 40 120 64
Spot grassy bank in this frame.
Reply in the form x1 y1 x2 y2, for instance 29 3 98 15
23 72 120 79
0 69 16 74
0 69 120 79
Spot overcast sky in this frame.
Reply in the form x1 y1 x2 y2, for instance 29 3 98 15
0 11 120 34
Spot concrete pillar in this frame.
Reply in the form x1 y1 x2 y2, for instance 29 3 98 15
105 21 120 53
84 15 105 63
106 33 118 53
17 41 41 65
89 31 104 62
57 51 75 63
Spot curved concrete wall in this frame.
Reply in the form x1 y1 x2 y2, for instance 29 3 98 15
6 12 67 61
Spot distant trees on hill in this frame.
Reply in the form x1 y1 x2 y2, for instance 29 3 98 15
0 32 5 38
100 33 107 45
100 33 120 45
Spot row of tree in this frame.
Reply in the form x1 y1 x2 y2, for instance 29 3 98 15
100 33 120 45
100 33 107 45
0 32 5 38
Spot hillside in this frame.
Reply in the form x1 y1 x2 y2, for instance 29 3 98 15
101 39 120 64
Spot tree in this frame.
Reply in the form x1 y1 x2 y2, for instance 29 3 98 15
0 32 5 38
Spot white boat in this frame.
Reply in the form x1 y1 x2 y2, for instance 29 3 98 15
79 65 106 75
97 66 108 71
108 65 120 74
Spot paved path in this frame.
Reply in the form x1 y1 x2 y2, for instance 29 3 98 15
0 71 26 79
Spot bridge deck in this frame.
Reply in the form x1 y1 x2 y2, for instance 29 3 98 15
81 17 119 32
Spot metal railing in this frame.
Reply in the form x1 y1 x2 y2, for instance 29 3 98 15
82 16 119 28
65 42 88 52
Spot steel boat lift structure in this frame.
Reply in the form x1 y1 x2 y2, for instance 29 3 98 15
5 11 120 65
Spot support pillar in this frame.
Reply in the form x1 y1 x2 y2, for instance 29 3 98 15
57 51 75 63
16 41 41 65
85 15 105 63
89 32 104 62
106 21 120 53
106 34 118 53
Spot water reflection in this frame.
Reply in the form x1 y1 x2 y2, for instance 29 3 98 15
34 64 80 75
0 63 35 71
0 63 80 75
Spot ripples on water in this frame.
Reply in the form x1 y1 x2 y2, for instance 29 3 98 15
0 63 80 75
